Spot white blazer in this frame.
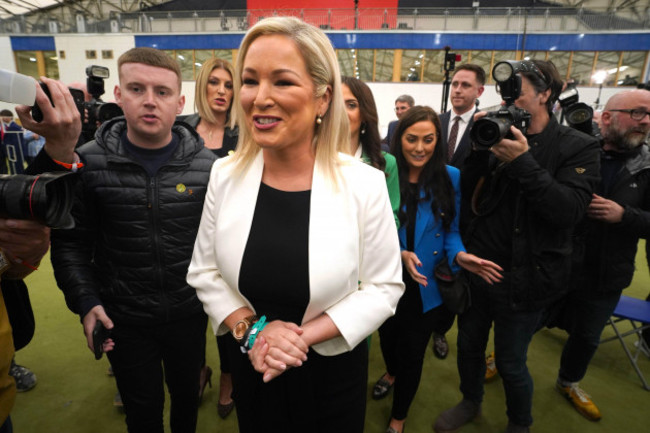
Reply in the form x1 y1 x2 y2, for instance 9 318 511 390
187 151 404 356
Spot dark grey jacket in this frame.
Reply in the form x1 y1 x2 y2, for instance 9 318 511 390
573 143 650 293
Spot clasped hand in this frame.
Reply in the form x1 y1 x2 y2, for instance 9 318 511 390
248 320 309 383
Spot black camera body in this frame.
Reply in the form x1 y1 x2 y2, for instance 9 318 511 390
471 105 531 149
82 65 123 136
470 60 536 149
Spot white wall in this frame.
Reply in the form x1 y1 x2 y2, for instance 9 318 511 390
0 36 19 114
0 36 15 73
54 34 135 102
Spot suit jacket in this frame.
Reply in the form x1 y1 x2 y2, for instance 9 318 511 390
440 110 476 170
187 151 405 356
398 165 465 313
381 120 399 153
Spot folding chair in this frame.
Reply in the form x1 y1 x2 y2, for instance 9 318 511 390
599 295 650 391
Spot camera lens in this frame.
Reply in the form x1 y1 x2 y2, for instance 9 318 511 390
97 103 123 123
566 106 593 125
471 117 512 148
0 172 75 228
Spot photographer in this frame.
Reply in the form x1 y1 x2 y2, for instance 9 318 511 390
1 77 79 433
433 60 600 433
554 89 650 421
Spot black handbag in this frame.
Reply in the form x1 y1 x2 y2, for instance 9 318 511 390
434 258 471 315
2 279 35 351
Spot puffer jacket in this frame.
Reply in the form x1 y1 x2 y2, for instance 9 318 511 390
573 143 650 293
51 117 217 325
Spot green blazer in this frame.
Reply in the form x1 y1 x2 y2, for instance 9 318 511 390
362 150 400 228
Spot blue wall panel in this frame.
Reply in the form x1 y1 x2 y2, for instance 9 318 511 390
327 32 523 50
525 33 650 51
135 32 650 52
136 34 244 49
10 36 56 51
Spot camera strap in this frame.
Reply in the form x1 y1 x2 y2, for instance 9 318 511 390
470 157 512 218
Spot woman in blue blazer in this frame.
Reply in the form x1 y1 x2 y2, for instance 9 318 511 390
375 106 502 433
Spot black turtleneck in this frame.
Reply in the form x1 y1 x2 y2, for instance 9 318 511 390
121 130 180 177
600 146 640 195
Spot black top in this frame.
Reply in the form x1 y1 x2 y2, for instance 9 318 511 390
406 182 419 251
600 149 628 196
179 113 238 159
239 182 311 324
122 131 179 177
469 132 540 270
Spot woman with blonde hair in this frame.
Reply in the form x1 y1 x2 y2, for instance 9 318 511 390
182 56 239 418
187 16 404 433
183 57 238 158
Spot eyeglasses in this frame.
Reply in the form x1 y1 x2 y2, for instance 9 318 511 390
608 109 650 121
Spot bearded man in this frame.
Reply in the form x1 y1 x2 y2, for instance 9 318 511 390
553 89 650 422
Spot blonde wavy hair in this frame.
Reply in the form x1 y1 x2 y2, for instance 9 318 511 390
230 16 349 184
194 57 236 129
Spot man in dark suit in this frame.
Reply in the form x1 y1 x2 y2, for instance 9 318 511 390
382 94 414 151
440 64 486 170
432 64 486 360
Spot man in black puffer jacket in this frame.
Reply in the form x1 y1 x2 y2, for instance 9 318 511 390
50 48 216 433
554 89 650 422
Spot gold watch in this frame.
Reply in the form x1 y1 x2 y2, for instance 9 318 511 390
231 315 258 343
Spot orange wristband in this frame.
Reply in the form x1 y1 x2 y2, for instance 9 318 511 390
52 157 84 172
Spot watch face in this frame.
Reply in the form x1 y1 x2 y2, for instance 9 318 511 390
233 321 248 340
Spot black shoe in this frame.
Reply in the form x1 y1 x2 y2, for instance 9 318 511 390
198 365 213 403
217 400 235 419
433 399 481 433
9 360 36 392
505 422 530 433
432 333 449 359
372 374 394 400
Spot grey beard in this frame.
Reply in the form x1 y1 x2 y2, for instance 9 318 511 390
604 128 645 151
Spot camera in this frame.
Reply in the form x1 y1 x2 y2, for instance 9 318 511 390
470 61 534 149
558 83 594 135
81 65 123 135
30 65 123 142
0 172 76 229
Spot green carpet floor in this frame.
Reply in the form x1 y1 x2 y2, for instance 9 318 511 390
9 243 650 432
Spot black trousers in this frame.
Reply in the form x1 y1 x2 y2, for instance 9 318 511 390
378 272 449 420
228 337 368 433
107 313 207 433
216 334 232 373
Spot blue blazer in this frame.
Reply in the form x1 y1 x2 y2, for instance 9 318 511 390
398 165 465 312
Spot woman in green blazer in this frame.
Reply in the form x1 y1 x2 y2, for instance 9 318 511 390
341 76 400 227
